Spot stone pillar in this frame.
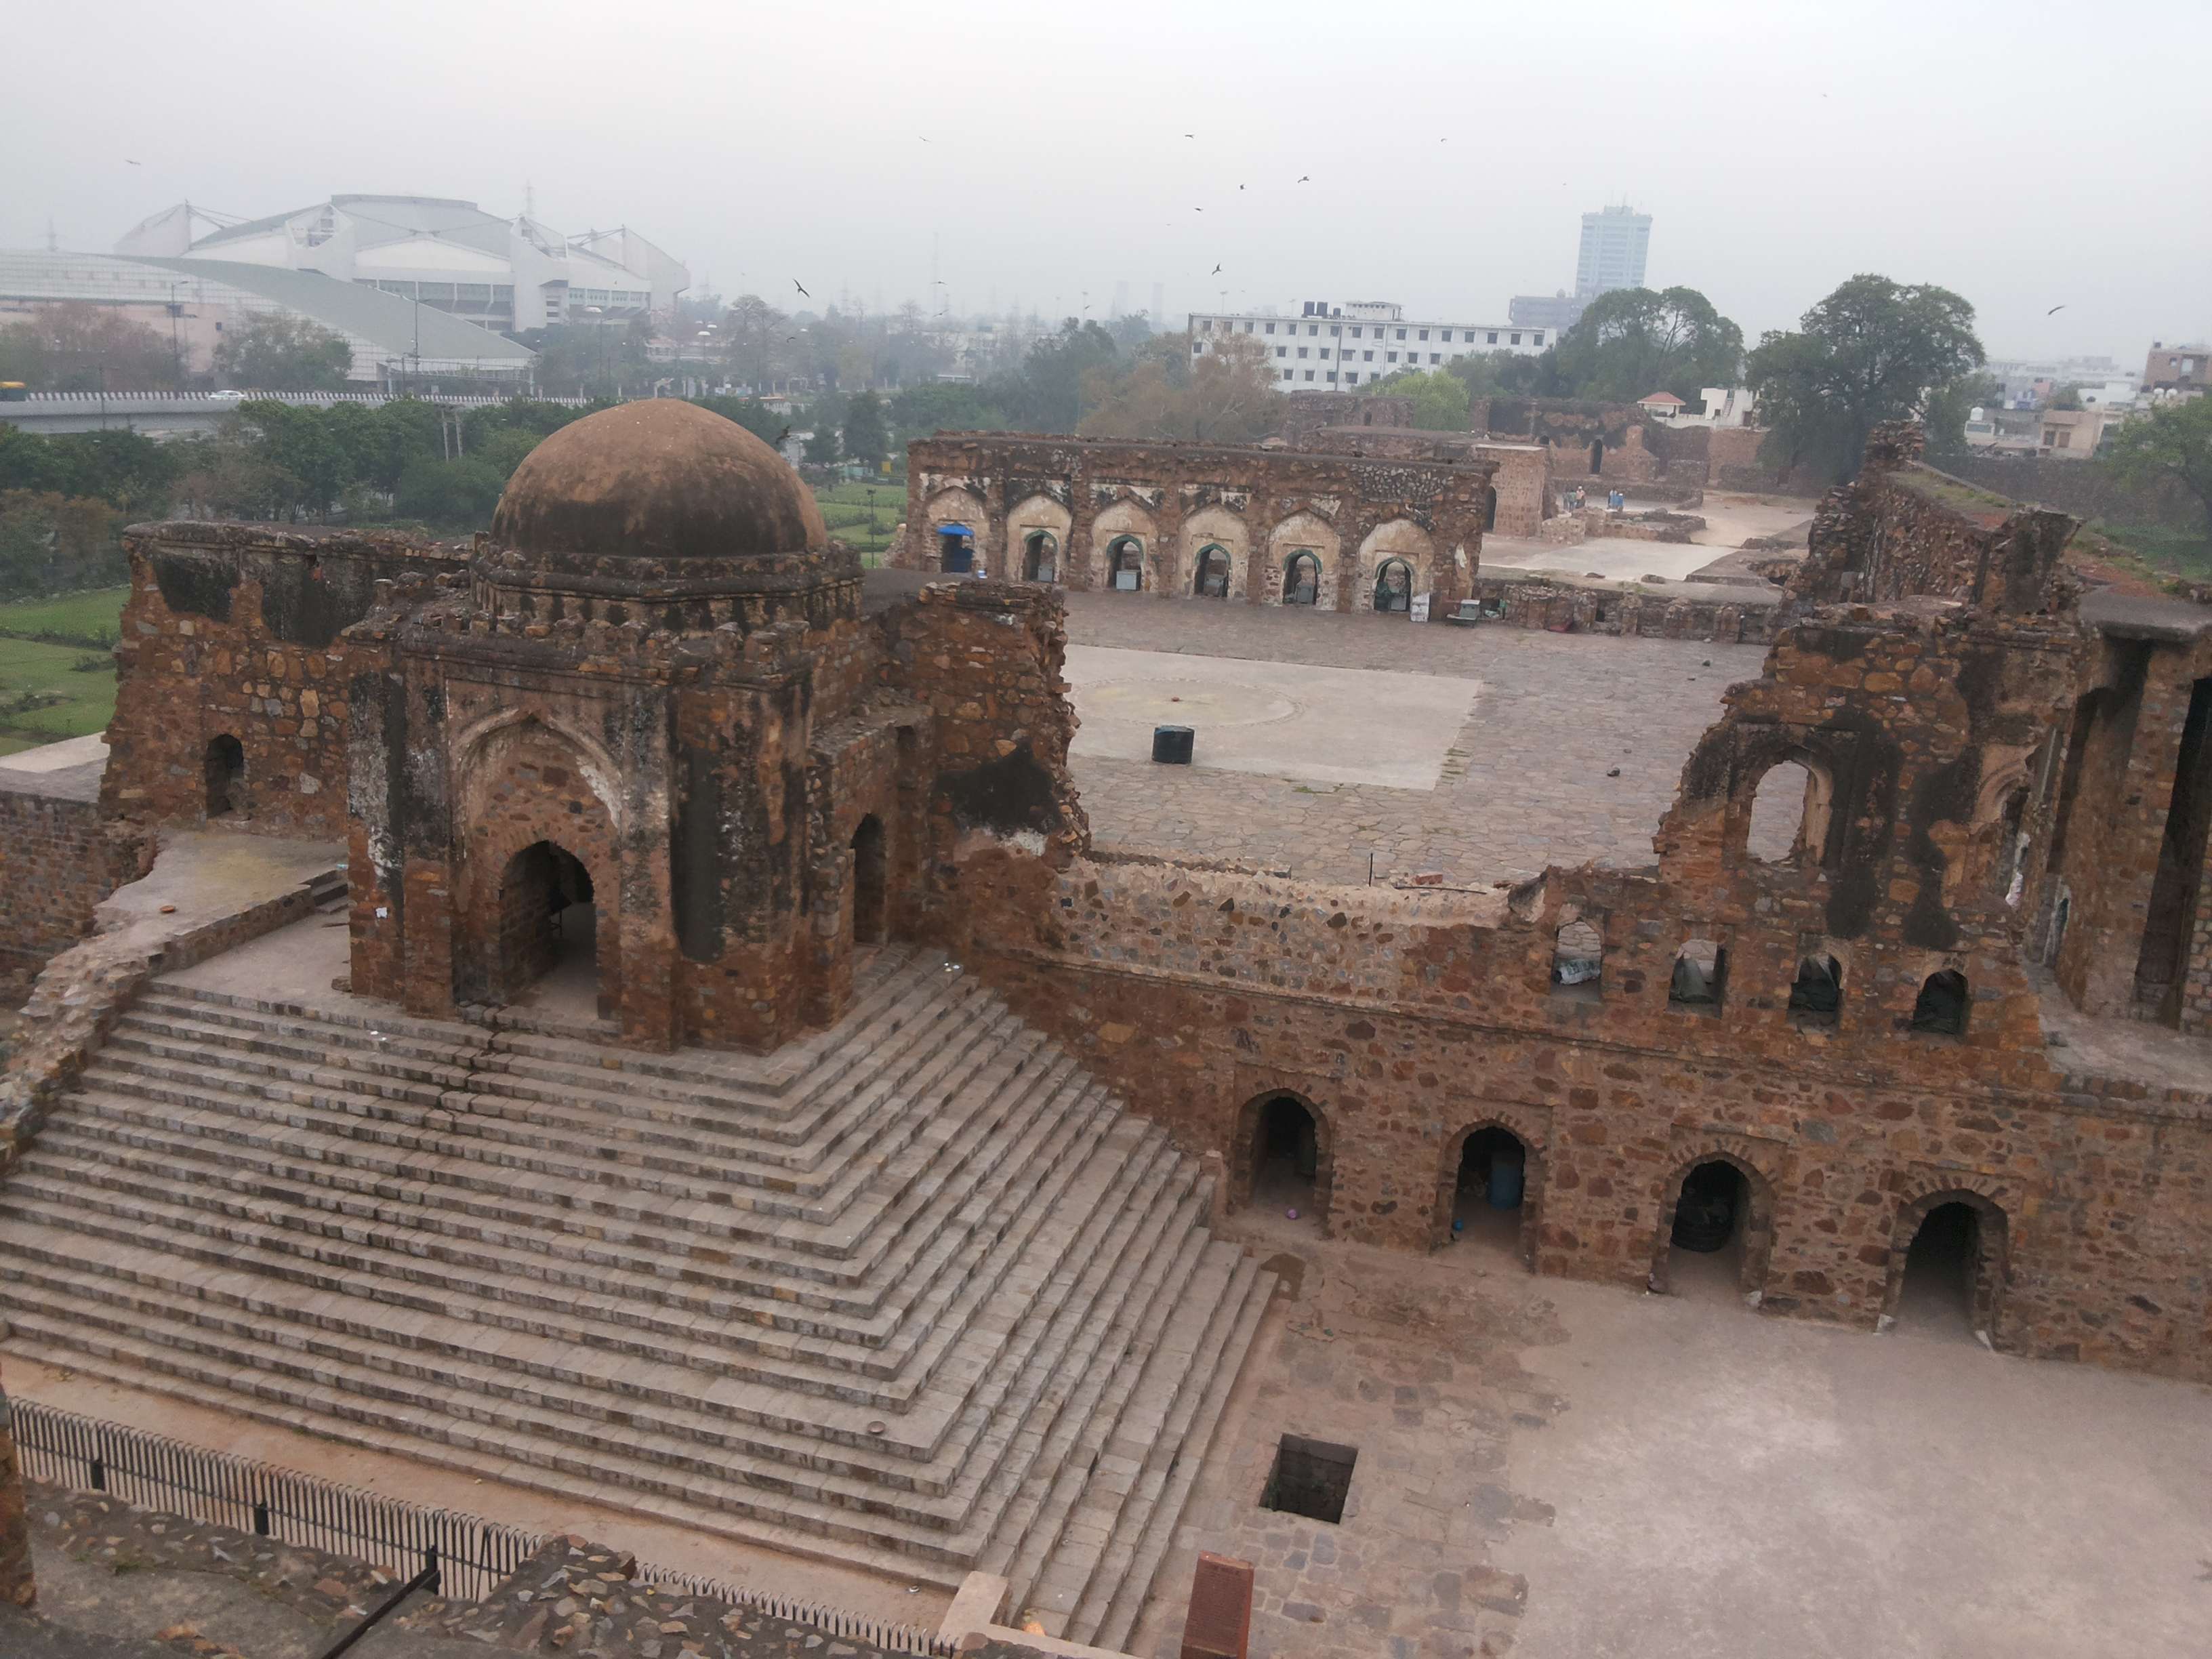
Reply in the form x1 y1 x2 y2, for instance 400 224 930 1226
0 1369 35 1609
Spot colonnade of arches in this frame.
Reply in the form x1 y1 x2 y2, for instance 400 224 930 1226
1232 1089 2012 1340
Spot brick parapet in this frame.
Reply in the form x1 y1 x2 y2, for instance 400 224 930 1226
0 770 157 1006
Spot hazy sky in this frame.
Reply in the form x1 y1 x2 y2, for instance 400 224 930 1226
7 0 2208 365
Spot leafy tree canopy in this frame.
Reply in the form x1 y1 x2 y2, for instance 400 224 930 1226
1746 274 1984 483
0 302 182 392
213 314 353 392
842 390 890 466
1547 286 1744 405
1076 333 1283 444
2100 397 2212 546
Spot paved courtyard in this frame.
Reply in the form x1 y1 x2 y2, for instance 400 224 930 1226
1063 592 1767 885
1129 1221 2212 1659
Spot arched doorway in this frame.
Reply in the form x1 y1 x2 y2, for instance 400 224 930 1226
1193 544 1233 598
495 840 599 1009
1021 531 1059 583
203 733 244 818
1481 485 1498 533
1242 1092 1327 1230
1588 438 1605 475
850 815 886 945
1282 550 1321 605
1106 536 1145 591
1887 1193 2008 1343
1443 1124 1536 1265
1656 1157 1769 1302
1372 558 1414 613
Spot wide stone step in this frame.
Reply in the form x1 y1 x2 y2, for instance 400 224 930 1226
21 1050 1100 1353
7 1063 1113 1397
104 987 1029 1214
1059 1252 1273 1645
1085 1259 1275 1654
0 1145 1206 1556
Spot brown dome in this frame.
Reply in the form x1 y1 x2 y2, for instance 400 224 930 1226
489 401 828 594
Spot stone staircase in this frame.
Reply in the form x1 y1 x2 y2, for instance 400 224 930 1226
0 943 1273 1639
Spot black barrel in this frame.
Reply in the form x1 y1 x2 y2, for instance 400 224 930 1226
1151 725 1195 765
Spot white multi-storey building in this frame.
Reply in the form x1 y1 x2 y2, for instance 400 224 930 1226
1186 299 1549 388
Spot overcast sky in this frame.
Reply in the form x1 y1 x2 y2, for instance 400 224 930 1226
7 0 2207 365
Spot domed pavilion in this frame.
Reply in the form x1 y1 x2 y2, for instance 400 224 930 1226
340 400 1054 1051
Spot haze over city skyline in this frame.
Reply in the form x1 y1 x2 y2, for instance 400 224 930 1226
5 0 2207 365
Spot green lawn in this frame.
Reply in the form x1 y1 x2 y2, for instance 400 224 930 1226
812 480 907 565
0 586 130 646
0 634 117 754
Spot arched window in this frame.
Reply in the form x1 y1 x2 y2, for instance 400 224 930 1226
1107 535 1144 591
203 733 245 818
1551 918 1602 999
1746 758 1830 865
1193 544 1232 598
1911 969 1969 1036
1669 937 1726 1011
1372 557 1414 613
1022 531 1058 583
1282 550 1321 605
1788 953 1842 1026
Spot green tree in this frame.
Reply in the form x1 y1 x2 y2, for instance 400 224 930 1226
692 394 792 450
1745 274 1984 482
886 382 1004 444
1076 333 1283 444
1446 349 1553 403
998 319 1121 432
393 455 506 527
1548 286 1744 404
842 390 890 466
237 401 350 515
2101 398 2212 547
213 314 353 392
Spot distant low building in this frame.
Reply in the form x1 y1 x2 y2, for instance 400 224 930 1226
2036 406 2123 459
0 249 537 386
1507 291 1589 331
1635 390 1686 420
1189 299 1549 389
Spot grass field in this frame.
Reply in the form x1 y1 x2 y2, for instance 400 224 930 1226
0 634 117 755
813 480 905 565
0 586 130 645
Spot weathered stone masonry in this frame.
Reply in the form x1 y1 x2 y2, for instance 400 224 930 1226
920 425 2212 1385
897 432 1496 615
0 766 155 1006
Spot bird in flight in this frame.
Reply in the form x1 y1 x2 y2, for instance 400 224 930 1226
1296 174 1311 183
2047 304 2067 315
1184 132 1195 138
125 159 142 166
1212 264 1222 274
793 280 810 298
1237 184 1245 190
1194 207 1204 212
775 426 791 445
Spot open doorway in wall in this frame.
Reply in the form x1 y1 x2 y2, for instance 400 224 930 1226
1193 544 1233 598
203 733 244 818
1372 558 1414 613
1666 1160 1751 1303
850 815 886 945
1022 531 1059 583
1589 438 1605 475
1248 1093 1322 1230
1890 1197 2007 1345
1107 536 1145 591
1282 550 1321 606
497 840 600 1017
1448 1126 1531 1263
1482 485 1499 533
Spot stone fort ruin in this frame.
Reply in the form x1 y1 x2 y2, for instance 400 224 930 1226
1 404 2209 1643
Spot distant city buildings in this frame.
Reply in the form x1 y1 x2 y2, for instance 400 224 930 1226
1187 299 1549 387
114 195 689 334
1984 355 2139 412
2143 340 2207 402
1575 204 1651 298
1507 291 1589 331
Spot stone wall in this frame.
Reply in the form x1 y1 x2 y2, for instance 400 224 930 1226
1466 575 1778 644
0 769 155 1006
1282 390 1413 444
898 432 1494 617
1300 428 1554 538
925 586 2212 1381
100 522 464 835
1470 398 1663 485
